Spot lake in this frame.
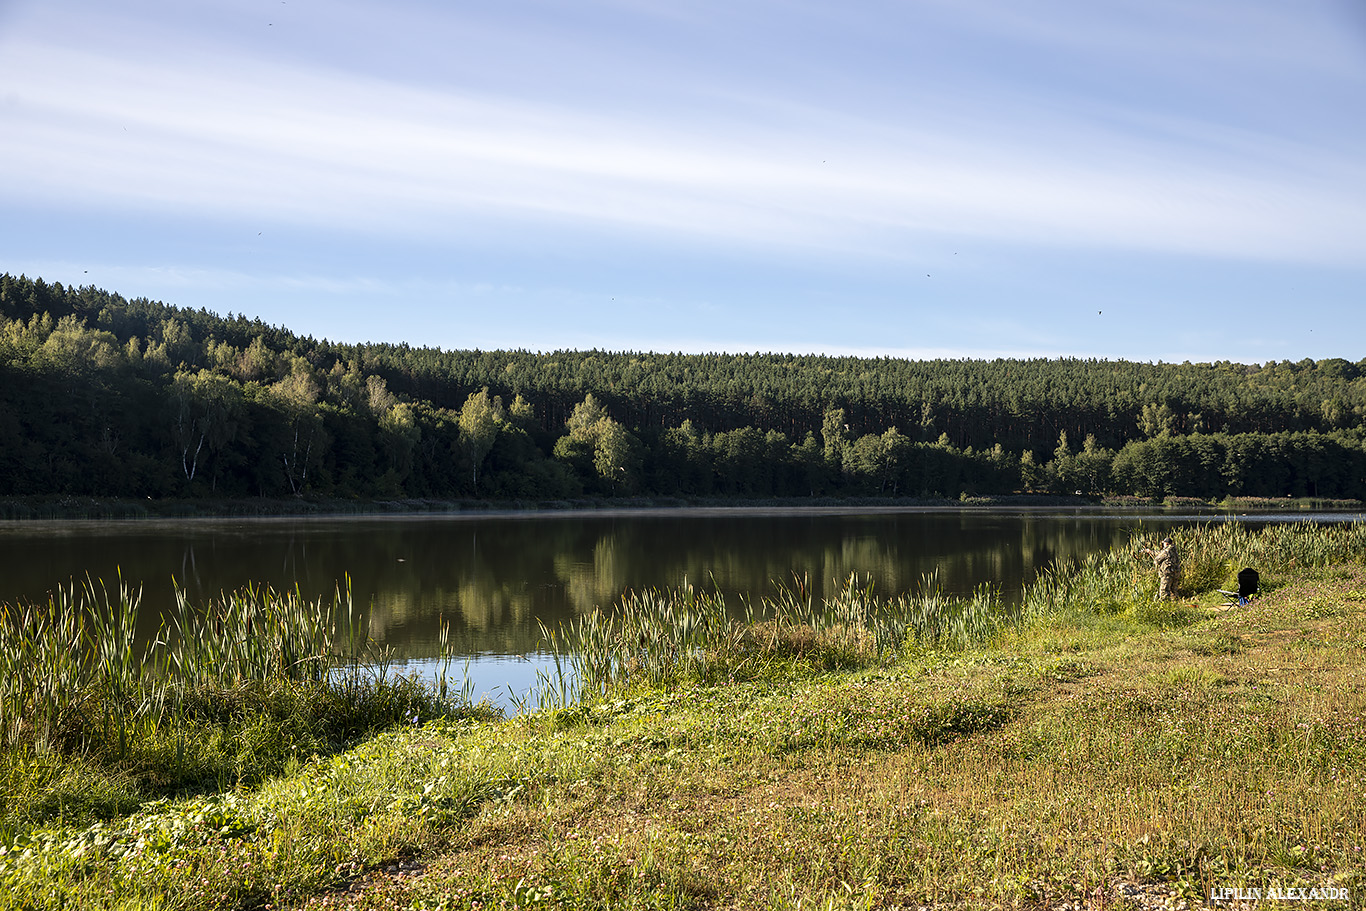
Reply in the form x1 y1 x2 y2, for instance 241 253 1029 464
0 507 1356 704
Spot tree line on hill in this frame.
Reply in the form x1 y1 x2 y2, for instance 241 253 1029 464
2 273 1364 503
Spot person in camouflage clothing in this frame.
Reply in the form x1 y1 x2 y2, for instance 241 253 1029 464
1139 537 1182 601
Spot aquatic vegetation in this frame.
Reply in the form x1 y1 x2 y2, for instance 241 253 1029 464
540 572 1011 703
0 579 493 833
0 577 149 757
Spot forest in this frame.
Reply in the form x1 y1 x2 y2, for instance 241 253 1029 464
2 273 1364 503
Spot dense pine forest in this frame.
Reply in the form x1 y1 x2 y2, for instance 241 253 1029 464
2 273 1364 503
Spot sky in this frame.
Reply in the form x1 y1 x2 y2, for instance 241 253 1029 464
1 0 1364 362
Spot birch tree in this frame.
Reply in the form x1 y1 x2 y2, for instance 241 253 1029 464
458 387 505 493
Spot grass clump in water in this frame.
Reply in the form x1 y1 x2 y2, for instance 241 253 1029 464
551 572 1011 702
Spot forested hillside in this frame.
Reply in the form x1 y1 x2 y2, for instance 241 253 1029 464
3 273 1364 502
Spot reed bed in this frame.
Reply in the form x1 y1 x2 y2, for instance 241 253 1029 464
0 578 150 756
0 579 478 787
540 573 1011 703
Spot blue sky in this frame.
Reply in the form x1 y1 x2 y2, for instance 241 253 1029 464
1 0 1363 361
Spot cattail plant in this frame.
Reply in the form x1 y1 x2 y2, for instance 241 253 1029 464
0 576 440 762
538 572 1015 699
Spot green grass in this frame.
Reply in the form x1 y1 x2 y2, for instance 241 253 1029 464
1 522 1364 909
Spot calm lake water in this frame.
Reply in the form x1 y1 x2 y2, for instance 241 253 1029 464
1 507 1357 704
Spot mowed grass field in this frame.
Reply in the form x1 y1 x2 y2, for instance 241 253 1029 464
1 523 1363 910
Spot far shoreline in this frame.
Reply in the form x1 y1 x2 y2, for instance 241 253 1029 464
0 492 1361 523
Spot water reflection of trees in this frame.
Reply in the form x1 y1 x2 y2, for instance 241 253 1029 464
413 514 1161 657
0 514 1172 660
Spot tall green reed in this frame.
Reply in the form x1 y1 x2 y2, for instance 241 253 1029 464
0 577 146 755
430 617 476 708
540 573 1012 700
0 577 424 758
165 581 343 689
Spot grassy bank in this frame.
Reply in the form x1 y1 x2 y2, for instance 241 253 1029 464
1 523 1364 909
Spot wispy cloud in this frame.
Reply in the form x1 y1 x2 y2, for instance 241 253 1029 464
2 0 1364 363
3 25 1363 267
